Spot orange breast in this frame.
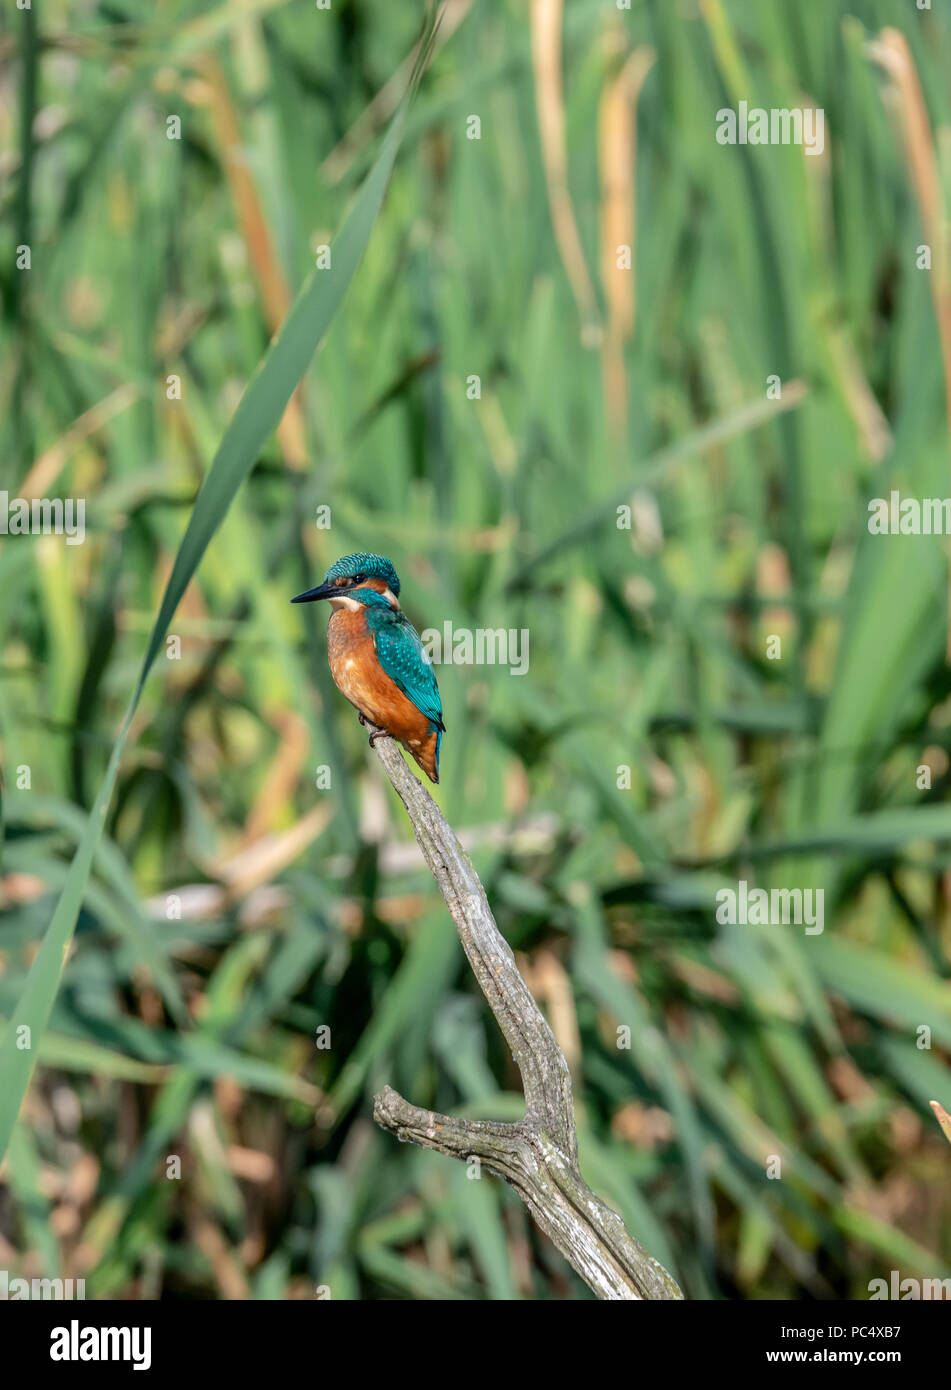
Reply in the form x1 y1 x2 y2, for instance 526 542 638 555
327 607 434 752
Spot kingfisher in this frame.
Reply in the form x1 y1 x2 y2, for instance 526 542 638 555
291 553 444 783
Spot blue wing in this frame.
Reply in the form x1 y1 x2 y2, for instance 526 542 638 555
371 610 444 731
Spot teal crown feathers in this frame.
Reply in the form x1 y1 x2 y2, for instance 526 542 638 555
321 552 400 596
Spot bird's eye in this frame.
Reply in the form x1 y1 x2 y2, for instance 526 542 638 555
352 573 365 584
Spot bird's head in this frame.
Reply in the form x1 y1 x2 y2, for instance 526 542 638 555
290 553 401 609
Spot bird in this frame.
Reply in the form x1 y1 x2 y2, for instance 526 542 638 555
291 553 444 783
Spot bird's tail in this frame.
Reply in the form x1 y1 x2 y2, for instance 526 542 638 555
409 726 441 783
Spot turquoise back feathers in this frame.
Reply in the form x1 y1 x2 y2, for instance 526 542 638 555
353 589 445 739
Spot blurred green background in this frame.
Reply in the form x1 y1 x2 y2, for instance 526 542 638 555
2 0 951 1300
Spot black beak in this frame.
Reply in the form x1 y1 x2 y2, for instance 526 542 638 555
290 581 337 604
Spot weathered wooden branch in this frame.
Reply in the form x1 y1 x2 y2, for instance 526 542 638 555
369 732 683 1301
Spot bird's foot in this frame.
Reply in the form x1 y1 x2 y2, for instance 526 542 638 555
357 712 390 746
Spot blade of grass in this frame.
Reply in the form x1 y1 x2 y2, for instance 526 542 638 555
931 1100 951 1146
507 382 809 589
0 17 437 1163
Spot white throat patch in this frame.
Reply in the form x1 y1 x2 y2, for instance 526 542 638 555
328 584 400 612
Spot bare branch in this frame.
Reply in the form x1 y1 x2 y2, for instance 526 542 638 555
368 732 683 1301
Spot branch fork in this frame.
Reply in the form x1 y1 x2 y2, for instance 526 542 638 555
367 730 683 1301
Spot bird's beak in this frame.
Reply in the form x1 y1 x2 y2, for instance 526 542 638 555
290 581 336 604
